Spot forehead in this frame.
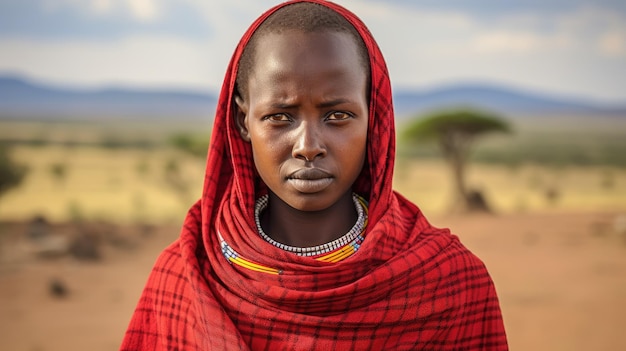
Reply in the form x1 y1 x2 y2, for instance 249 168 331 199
254 30 358 62
248 31 367 97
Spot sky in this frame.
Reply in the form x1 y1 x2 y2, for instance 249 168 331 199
0 0 625 104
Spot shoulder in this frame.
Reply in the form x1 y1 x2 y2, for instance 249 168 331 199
417 233 508 347
153 239 184 270
392 191 492 276
139 240 192 303
396 199 498 303
441 237 496 293
147 239 186 282
121 239 200 350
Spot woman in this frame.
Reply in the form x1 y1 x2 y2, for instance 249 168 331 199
121 1 508 350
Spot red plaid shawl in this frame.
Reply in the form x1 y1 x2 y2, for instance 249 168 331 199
121 1 508 350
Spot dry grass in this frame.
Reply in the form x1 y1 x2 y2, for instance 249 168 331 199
2 144 626 224
395 159 626 215
1 145 205 224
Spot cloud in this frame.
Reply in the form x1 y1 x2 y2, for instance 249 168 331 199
377 0 626 18
0 0 624 102
553 6 626 56
0 0 209 39
599 31 626 57
126 0 160 22
0 35 217 90
43 0 160 21
91 0 114 15
472 32 549 54
341 1 626 101
0 0 279 90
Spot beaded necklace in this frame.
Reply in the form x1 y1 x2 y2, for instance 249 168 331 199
254 193 366 256
219 194 368 275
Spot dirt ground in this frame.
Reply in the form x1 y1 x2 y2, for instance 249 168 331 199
1 211 625 351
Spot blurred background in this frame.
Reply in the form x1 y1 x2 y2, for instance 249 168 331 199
0 1 625 350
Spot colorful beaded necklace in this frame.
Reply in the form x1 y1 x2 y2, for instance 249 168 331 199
219 194 368 275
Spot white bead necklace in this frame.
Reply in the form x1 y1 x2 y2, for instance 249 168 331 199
254 193 367 257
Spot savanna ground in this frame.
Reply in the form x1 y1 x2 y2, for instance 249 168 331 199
1 118 626 350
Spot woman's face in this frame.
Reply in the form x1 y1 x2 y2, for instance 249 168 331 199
236 30 369 212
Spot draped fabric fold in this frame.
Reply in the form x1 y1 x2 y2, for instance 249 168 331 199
121 1 508 350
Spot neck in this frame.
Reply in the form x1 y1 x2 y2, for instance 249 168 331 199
261 191 357 248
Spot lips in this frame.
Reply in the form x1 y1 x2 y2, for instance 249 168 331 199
287 168 333 193
288 168 332 180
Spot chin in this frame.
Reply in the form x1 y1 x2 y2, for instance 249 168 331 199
298 192 356 213
285 194 336 212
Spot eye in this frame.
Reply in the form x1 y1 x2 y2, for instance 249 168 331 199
326 111 352 121
263 113 291 122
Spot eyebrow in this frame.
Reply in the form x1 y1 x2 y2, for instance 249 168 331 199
269 98 353 109
317 98 352 108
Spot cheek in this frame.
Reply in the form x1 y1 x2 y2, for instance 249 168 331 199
250 144 277 185
337 126 368 169
354 122 369 152
249 131 289 175
356 125 369 168
356 135 368 167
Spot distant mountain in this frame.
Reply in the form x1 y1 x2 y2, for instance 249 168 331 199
0 75 216 121
393 84 626 119
1 75 624 121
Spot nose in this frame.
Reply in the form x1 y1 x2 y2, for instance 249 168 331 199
292 121 326 162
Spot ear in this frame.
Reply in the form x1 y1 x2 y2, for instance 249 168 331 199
234 94 251 142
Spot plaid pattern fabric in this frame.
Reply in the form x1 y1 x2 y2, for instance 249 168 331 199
120 1 508 350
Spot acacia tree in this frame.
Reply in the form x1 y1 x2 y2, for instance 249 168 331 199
403 109 510 212
0 146 28 202
168 133 210 159
49 162 68 186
